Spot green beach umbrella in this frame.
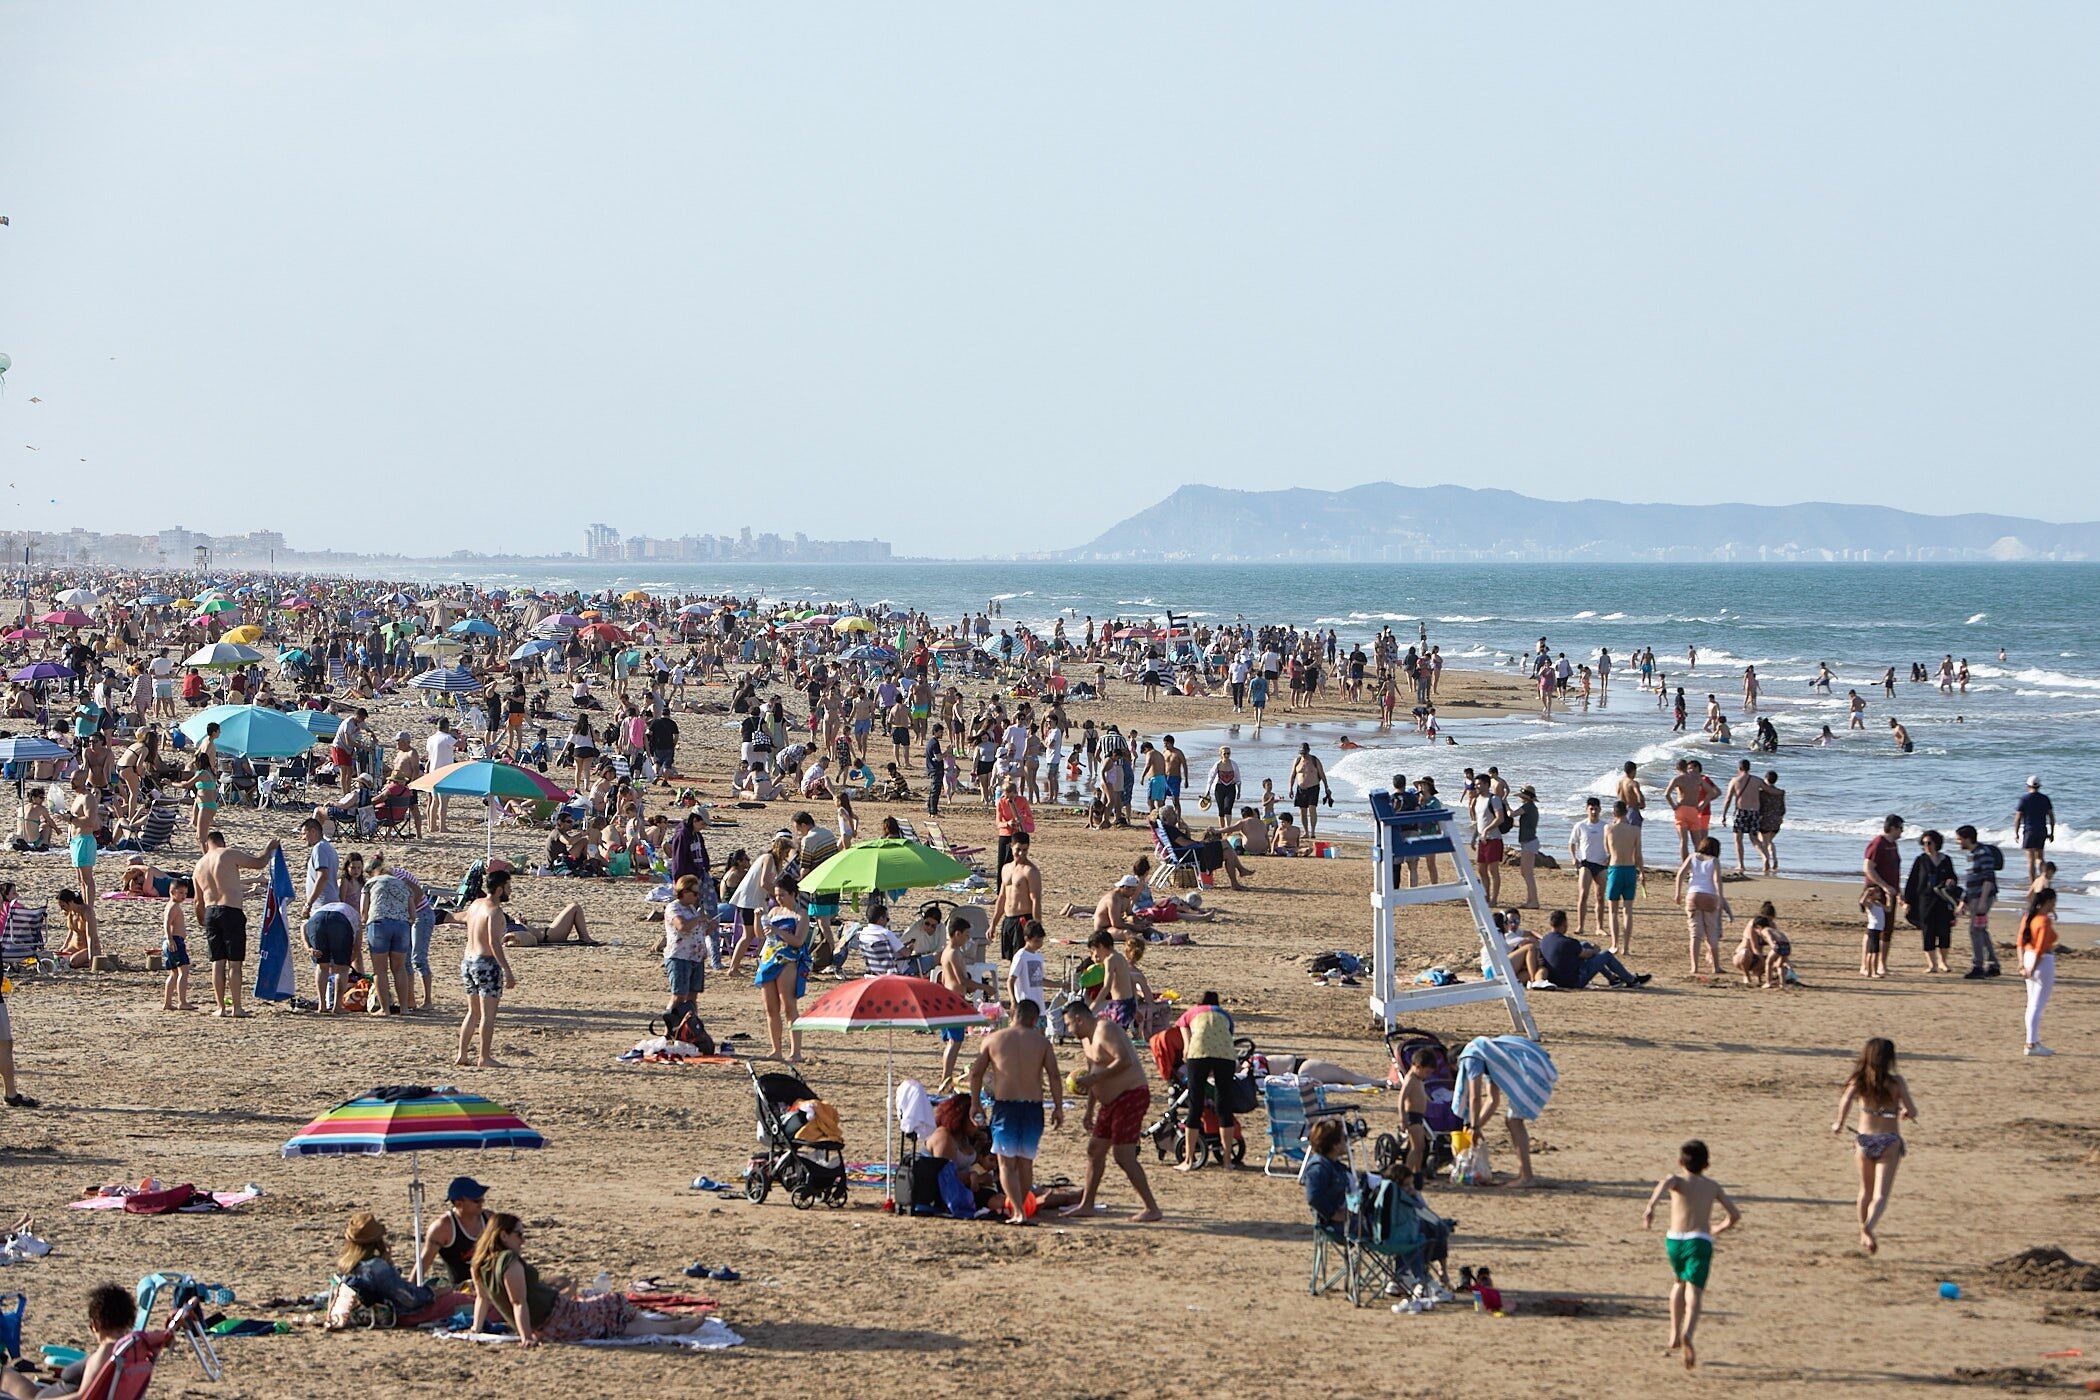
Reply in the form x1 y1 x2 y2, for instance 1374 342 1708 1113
178 704 319 759
802 838 970 896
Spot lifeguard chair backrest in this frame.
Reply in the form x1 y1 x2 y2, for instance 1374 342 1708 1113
1368 791 1455 860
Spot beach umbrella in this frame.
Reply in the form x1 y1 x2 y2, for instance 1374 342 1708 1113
678 602 712 616
410 666 483 694
196 598 239 615
801 838 971 897
185 641 265 669
283 1085 544 1284
283 597 314 611
10 662 74 683
533 613 584 634
840 644 894 662
448 618 499 637
620 589 651 603
833 618 878 634
3 627 46 642
0 733 72 797
221 624 266 645
383 592 420 608
276 648 312 669
410 759 569 859
412 637 465 655
134 592 178 607
579 622 628 644
53 587 99 609
37 609 93 629
284 708 342 738
794 976 985 1205
509 638 559 663
178 704 318 760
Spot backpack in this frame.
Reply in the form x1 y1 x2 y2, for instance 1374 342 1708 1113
1976 843 2004 878
651 1006 715 1055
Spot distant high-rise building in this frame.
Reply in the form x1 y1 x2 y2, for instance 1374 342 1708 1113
585 523 620 559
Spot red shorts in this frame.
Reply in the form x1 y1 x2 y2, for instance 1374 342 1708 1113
1477 837 1505 864
1092 1086 1151 1146
331 746 352 768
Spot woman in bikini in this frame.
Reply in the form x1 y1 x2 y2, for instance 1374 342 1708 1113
1831 1037 1918 1255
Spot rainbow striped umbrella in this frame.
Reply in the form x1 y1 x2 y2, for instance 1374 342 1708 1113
284 1086 543 1282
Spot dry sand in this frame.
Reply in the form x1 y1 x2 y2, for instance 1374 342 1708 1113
3 665 2095 1398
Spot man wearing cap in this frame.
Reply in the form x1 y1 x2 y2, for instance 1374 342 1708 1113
425 718 457 834
417 1177 491 1288
2014 777 2055 882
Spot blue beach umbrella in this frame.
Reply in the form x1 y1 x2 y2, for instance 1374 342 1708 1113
448 618 499 637
509 638 559 663
409 667 483 694
285 709 343 738
178 704 319 760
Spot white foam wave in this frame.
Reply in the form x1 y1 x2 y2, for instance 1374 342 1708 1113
2010 668 2100 692
1602 612 1628 620
1573 610 1597 619
1966 612 1988 625
1438 615 1495 624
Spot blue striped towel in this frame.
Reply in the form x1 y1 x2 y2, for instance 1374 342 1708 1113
1454 1035 1558 1124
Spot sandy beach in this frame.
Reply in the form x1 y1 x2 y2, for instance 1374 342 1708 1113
2 652 2094 1400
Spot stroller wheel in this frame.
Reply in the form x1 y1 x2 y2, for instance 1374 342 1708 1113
1373 1132 1400 1174
1230 1135 1247 1166
744 1174 769 1204
827 1182 848 1207
791 1189 816 1211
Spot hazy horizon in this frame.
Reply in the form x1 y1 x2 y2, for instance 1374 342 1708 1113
6 5 2099 556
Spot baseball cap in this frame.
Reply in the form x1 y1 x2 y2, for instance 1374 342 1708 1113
2027 775 2042 788
445 1176 488 1202
1117 874 1141 888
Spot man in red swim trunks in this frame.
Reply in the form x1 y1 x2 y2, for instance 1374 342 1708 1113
1059 1001 1163 1222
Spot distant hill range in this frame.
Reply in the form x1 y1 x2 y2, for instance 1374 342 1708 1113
1061 483 2100 563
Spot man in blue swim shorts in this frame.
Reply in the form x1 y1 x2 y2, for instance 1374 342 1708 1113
968 1000 1065 1224
1604 800 1642 954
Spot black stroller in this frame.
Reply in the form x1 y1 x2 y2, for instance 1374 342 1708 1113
1375 1026 1464 1181
1147 1033 1259 1167
743 1063 848 1210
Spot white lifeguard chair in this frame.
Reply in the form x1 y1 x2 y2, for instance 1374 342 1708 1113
1366 791 1537 1039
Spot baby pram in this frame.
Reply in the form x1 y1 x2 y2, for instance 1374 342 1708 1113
742 1063 848 1209
1146 1029 1258 1167
1377 1026 1463 1179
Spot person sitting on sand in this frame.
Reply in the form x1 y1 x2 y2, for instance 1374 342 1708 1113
10 787 54 852
503 900 598 947
417 1176 491 1289
337 1211 438 1316
0 1283 194 1400
470 1212 696 1346
1273 813 1303 855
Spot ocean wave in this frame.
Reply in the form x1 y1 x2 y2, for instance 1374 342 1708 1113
1602 612 1628 620
1573 611 1597 619
1438 615 1495 624
2009 668 2100 692
1966 612 1988 625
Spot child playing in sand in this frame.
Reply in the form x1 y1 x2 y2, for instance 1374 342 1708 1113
1732 906 1793 988
1859 884 1889 978
1642 1139 1740 1371
161 877 196 1011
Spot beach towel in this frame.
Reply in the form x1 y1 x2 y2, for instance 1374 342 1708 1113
69 1188 259 1212
251 847 299 1004
1453 1035 1558 1124
444 1317 742 1350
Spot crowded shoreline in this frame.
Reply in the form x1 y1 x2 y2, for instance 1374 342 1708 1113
0 565 2092 1396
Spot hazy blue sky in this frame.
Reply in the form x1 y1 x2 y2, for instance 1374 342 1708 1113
4 4 2097 557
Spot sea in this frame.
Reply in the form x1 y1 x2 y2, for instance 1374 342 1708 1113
382 560 2100 916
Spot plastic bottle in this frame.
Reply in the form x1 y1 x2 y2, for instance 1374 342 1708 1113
591 1271 611 1297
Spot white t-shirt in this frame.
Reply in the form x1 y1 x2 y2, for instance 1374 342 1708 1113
1567 820 1607 866
426 730 457 773
1010 947 1046 1011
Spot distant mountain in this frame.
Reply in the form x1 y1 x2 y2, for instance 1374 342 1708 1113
1062 483 2100 563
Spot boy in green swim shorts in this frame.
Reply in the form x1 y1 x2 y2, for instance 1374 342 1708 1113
1642 1139 1740 1372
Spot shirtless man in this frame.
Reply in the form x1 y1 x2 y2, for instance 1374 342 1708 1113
1288 744 1332 840
1614 760 1651 891
1642 1139 1741 1371
1603 800 1641 955
935 917 974 1087
1085 929 1141 1030
457 867 520 1067
991 830 1043 961
1719 760 1767 876
1057 1001 1162 1222
1070 872 1146 937
1888 717 1913 754
192 829 284 1018
1663 762 1716 860
968 999 1065 1224
1159 735 1188 804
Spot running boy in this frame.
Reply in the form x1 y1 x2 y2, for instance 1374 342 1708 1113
1642 1139 1740 1371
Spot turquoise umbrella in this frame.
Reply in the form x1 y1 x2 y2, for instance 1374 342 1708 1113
178 704 318 759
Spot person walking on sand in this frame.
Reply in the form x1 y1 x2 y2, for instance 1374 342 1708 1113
1831 1037 1918 1255
1289 743 1332 841
457 867 520 1068
1642 1139 1740 1372
1058 1001 1162 1222
193 829 284 1018
2018 887 2059 1057
968 998 1065 1224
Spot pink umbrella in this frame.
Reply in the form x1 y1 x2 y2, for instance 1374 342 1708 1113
37 610 93 628
4 627 46 642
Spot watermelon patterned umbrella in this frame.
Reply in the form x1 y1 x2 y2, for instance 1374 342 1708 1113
795 976 986 1204
284 1085 544 1281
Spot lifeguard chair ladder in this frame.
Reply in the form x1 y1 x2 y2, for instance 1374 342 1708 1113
1367 791 1537 1039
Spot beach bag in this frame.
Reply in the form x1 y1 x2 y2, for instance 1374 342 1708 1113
123 1183 204 1216
651 1006 715 1055
1450 1134 1493 1187
0 1292 22 1361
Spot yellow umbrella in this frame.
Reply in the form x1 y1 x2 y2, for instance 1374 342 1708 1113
832 616 875 633
414 636 466 655
620 590 651 603
223 624 266 645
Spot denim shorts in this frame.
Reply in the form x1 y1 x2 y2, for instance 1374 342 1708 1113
410 908 435 976
367 917 412 957
665 957 706 998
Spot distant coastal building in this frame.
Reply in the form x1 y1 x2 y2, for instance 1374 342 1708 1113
1 526 288 567
588 526 891 563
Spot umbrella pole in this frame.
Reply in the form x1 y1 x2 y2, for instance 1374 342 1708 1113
410 1151 426 1285
885 1028 895 1209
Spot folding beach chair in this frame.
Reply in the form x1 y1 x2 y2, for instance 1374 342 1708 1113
1262 1075 1341 1178
1 901 49 970
1148 822 1200 891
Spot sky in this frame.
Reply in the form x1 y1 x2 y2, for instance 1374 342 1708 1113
3 3 2098 558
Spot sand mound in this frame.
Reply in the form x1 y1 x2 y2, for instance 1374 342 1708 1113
1981 1247 2100 1292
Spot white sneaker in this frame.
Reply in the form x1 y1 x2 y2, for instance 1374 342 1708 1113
1429 1282 1456 1304
2025 1044 2055 1057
